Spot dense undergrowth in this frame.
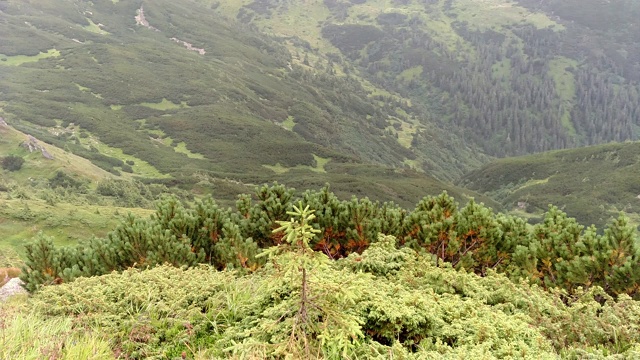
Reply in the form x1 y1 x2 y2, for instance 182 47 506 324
21 184 640 298
1 184 638 358
5 237 640 359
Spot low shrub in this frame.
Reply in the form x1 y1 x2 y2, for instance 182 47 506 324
1 155 24 172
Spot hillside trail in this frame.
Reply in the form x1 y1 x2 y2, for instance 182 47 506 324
135 5 206 55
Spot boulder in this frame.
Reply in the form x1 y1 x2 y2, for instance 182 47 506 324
0 277 28 302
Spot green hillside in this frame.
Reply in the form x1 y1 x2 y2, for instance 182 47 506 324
0 0 490 189
1 106 496 259
460 141 640 228
0 119 157 254
213 0 640 158
0 0 504 259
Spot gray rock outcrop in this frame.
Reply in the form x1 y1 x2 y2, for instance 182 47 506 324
0 278 27 302
21 134 54 160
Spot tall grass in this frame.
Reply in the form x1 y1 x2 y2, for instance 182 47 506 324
0 302 113 360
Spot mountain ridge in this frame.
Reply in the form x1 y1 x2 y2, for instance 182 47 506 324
460 140 640 229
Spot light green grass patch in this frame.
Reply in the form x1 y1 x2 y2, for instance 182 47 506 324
135 120 173 146
388 120 418 149
513 177 551 192
75 83 90 92
282 115 295 131
549 57 578 136
263 154 329 174
145 130 174 146
313 154 329 172
174 141 205 159
0 49 60 66
403 158 422 170
139 98 188 111
0 310 113 360
452 0 563 31
262 162 289 174
83 18 110 35
109 104 123 110
75 83 103 99
397 66 423 82
75 129 170 179
0 198 154 252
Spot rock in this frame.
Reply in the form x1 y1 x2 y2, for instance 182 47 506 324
0 116 7 127
41 148 54 160
20 134 54 160
0 278 27 302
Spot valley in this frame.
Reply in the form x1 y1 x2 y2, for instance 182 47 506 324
1 0 640 358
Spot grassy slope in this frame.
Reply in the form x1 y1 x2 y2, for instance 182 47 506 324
0 0 497 203
0 122 114 182
459 141 640 228
0 122 155 258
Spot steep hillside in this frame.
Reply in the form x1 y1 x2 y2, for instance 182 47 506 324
213 0 640 157
0 119 115 182
0 120 157 256
0 0 489 191
460 141 640 228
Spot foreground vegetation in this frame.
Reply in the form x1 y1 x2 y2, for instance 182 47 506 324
0 184 633 358
4 219 640 358
21 184 640 299
3 0 640 357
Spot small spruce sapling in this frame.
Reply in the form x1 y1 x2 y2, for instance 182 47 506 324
260 203 321 357
258 202 363 358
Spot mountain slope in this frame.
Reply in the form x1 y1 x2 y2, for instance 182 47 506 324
0 120 158 253
213 0 640 158
459 141 640 228
0 120 115 183
0 0 495 208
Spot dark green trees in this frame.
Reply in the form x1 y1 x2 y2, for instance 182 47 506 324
1 155 24 171
511 207 640 297
20 183 640 299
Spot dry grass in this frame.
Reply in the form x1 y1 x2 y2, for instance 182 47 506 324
1 267 22 287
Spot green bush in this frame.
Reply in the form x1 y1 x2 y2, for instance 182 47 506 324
21 184 640 301
27 244 640 359
2 155 25 172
